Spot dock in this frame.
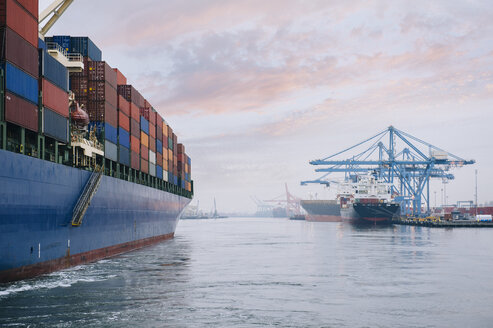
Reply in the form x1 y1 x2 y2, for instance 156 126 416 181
392 217 493 228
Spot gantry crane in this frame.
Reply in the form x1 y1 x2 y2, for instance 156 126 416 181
39 0 75 37
257 184 302 217
301 126 475 216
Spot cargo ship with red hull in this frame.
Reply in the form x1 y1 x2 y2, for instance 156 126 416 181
339 175 399 225
0 0 194 282
300 200 342 222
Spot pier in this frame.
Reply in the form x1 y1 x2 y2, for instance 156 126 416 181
392 217 493 228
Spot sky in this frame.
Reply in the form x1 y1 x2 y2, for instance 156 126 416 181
40 0 493 213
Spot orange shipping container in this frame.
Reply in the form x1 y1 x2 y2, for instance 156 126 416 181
140 131 149 146
163 149 168 161
163 124 168 137
118 111 130 131
130 135 140 153
163 160 168 171
168 149 172 162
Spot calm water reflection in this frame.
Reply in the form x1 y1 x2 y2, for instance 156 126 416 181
1 218 492 327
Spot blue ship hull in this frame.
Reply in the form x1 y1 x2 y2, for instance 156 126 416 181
0 150 191 282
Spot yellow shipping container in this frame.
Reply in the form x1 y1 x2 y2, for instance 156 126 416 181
168 149 173 162
141 131 149 146
163 160 168 171
163 148 168 161
163 124 168 137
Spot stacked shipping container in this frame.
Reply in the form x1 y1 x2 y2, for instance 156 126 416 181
0 0 39 132
3 25 192 191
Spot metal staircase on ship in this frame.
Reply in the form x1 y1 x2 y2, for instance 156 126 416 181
71 166 103 227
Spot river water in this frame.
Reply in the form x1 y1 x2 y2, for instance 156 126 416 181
1 218 493 327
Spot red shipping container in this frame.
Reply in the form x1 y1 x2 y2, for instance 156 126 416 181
177 144 185 154
130 135 140 153
84 100 117 125
163 136 168 149
117 94 130 116
167 126 172 137
141 145 149 160
157 116 163 129
105 104 118 127
88 80 117 108
70 75 88 97
0 27 38 77
118 111 130 131
141 158 149 174
131 151 139 170
130 118 139 137
113 68 127 85
139 107 149 120
15 0 38 19
0 0 38 48
149 124 156 139
178 153 185 162
156 128 162 142
88 61 117 88
149 136 156 152
130 102 139 120
42 79 69 117
156 154 163 167
149 110 156 125
117 85 144 107
5 91 37 132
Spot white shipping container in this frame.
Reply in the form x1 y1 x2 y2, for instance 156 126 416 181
149 150 156 164
430 150 448 160
163 170 168 182
149 163 156 177
476 215 492 222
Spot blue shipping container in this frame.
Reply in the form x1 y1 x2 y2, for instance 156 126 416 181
40 50 68 91
4 62 38 104
174 176 178 185
118 127 130 149
187 157 191 165
156 165 163 179
140 117 149 135
104 140 118 161
118 146 130 166
105 123 118 144
51 36 71 52
43 108 68 143
70 37 102 61
168 172 173 183
156 139 162 154
38 38 46 50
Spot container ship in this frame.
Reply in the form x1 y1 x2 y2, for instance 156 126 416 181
339 175 399 224
300 200 341 222
0 0 193 282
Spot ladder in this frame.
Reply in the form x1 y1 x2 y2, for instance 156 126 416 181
71 167 102 227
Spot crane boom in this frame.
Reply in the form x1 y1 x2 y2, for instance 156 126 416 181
39 0 75 36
